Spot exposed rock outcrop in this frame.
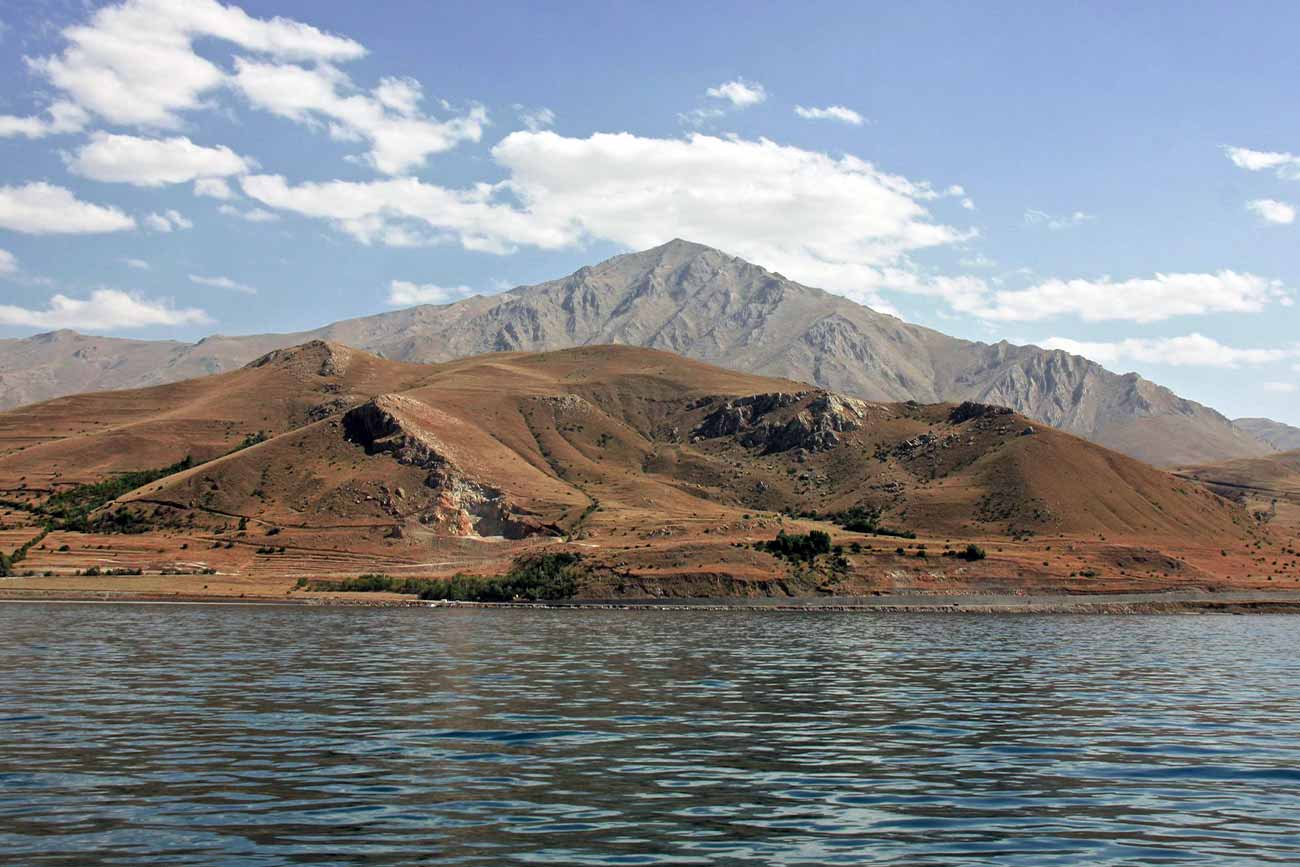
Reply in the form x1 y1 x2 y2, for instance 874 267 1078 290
695 390 870 454
343 395 556 539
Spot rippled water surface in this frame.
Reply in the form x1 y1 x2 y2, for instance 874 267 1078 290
4 605 1300 865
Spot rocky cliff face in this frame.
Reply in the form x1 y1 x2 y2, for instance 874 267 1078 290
343 395 555 539
0 240 1274 466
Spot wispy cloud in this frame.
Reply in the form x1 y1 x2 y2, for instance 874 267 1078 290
1247 198 1296 225
218 204 280 223
387 280 474 306
189 274 257 295
1024 208 1094 230
1223 145 1300 179
143 210 192 232
706 78 767 108
794 105 865 126
1041 333 1299 368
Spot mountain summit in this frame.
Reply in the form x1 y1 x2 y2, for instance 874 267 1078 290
0 240 1272 466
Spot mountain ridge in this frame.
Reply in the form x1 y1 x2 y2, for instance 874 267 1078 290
0 239 1274 466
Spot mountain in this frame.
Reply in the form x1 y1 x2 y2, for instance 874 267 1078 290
0 240 1271 466
0 343 1283 600
1234 418 1300 453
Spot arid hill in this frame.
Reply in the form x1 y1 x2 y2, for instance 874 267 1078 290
1178 450 1300 538
0 241 1272 467
0 343 1289 601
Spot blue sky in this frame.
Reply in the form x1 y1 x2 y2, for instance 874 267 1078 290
0 0 1297 424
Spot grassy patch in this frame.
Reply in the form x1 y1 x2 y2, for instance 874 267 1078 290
297 552 586 602
40 457 194 532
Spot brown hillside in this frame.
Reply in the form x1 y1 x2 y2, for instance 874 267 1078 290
0 344 1288 600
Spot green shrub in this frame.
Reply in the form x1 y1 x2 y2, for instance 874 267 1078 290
758 530 832 562
957 544 987 562
40 457 194 532
300 553 587 603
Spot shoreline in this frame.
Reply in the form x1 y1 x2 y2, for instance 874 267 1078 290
3 588 1300 614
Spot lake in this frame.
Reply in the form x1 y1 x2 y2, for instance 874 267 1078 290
2 604 1299 865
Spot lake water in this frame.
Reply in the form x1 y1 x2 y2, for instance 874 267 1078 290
3 605 1300 866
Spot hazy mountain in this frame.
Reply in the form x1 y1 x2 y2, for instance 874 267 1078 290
0 239 1273 466
1234 418 1300 453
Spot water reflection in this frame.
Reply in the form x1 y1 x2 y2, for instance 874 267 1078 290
2 606 1299 865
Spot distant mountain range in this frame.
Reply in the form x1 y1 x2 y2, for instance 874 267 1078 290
1233 418 1300 453
0 239 1281 466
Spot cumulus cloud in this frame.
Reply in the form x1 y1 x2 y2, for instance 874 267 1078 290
143 209 193 232
66 133 253 186
706 78 767 107
27 0 364 129
241 131 971 303
971 271 1290 323
190 273 256 294
21 1 483 175
0 249 16 275
217 204 279 222
0 289 210 330
794 105 865 126
0 101 88 139
1041 333 1297 368
1223 145 1300 179
1024 208 1094 230
123 258 151 270
1247 198 1296 225
387 280 474 306
1263 381 1297 393
231 59 486 174
0 182 136 234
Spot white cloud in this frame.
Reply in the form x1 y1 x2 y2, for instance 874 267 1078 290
242 131 971 303
387 280 474 306
0 101 88 139
123 258 151 270
0 249 16 275
190 273 255 294
27 0 365 129
231 59 485 174
971 271 1290 323
0 289 210 330
1041 333 1298 368
958 253 997 269
1247 198 1296 225
66 133 253 186
1262 381 1297 393
143 209 193 232
794 105 865 126
217 204 280 222
0 182 135 234
678 107 727 127
240 172 562 251
194 178 235 199
1223 145 1300 179
706 78 767 108
1024 208 1094 230
516 106 555 132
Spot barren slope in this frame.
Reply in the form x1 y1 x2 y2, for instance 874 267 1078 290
1 343 1286 601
